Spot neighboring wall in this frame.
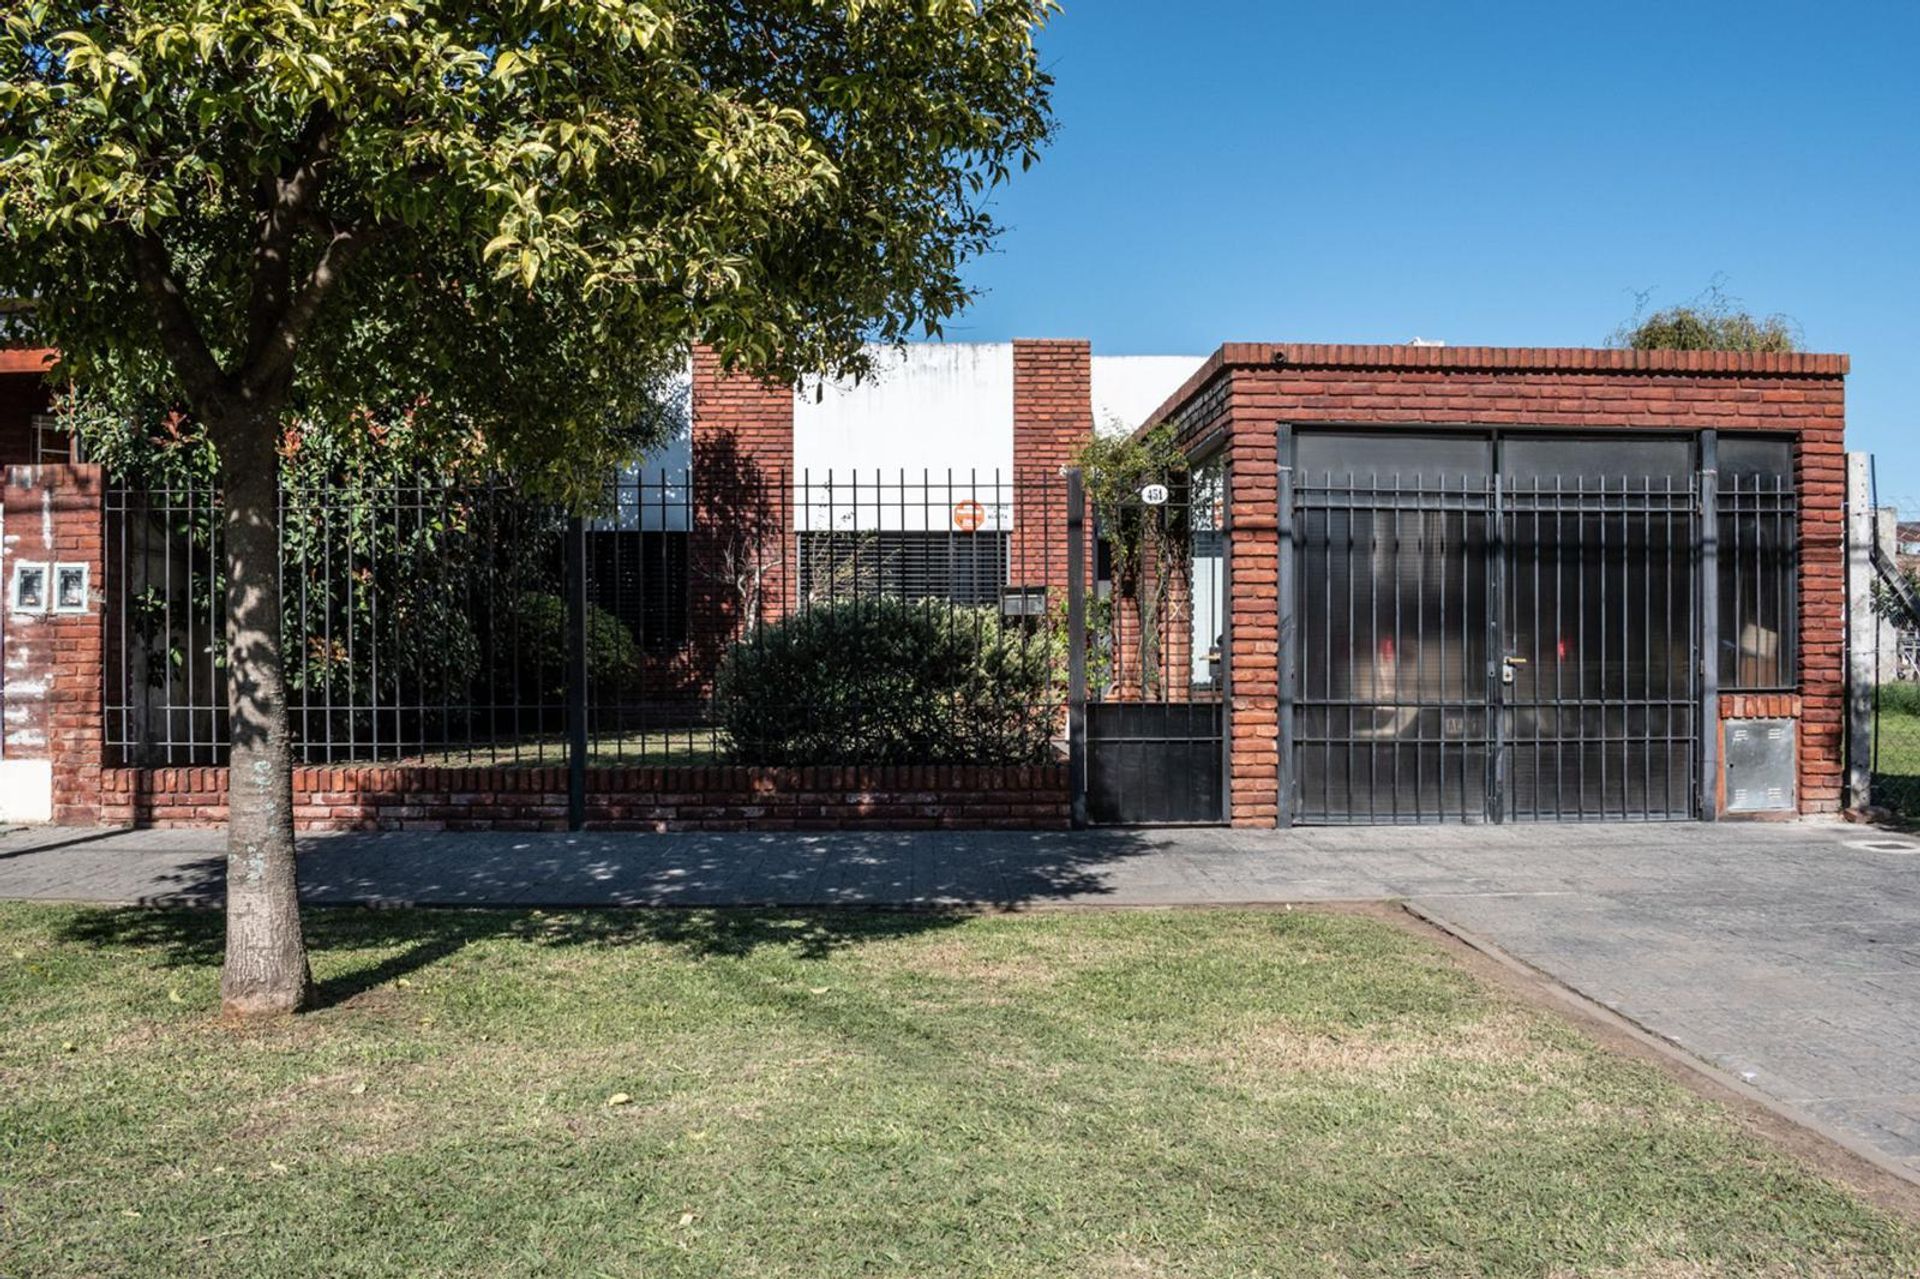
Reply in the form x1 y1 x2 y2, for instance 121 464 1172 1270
1153 344 1848 826
2 464 106 824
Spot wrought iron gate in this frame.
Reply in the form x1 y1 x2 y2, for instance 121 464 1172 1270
1068 459 1230 825
1288 432 1701 824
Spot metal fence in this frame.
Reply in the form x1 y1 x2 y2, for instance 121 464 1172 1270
1870 487 1920 819
105 469 1072 771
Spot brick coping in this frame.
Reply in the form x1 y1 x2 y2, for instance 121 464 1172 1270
1146 342 1850 436
100 763 1072 832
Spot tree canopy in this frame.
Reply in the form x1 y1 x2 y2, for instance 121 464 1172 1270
1 0 1057 491
0 0 1057 1015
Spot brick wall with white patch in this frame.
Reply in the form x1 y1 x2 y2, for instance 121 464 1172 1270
1 464 106 823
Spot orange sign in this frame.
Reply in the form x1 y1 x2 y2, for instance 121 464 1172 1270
952 500 986 532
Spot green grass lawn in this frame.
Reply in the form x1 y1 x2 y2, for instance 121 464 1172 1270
390 729 726 769
1874 690 1920 819
4 905 1917 1278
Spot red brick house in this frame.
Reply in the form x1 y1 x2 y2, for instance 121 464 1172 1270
0 338 1846 830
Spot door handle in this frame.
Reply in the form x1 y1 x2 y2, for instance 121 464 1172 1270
1501 657 1528 685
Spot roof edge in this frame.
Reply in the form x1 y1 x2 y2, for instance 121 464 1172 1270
1144 343 1850 432
0 345 58 375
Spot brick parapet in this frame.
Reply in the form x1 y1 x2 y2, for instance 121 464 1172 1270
101 763 1071 832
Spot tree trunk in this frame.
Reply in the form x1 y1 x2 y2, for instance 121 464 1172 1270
216 423 312 1016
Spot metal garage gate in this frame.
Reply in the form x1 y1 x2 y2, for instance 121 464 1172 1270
1288 431 1700 824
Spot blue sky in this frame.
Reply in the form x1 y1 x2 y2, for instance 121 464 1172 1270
954 0 1920 489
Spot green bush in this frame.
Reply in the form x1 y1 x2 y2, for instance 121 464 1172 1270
714 599 1060 766
512 592 641 698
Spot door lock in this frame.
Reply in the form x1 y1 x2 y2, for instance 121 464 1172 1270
1501 656 1529 685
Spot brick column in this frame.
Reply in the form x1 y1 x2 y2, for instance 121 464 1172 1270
2 463 106 824
1011 339 1092 596
1223 416 1281 827
1796 392 1848 813
688 348 794 684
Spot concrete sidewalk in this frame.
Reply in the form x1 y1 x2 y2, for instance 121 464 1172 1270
3 819 1918 1176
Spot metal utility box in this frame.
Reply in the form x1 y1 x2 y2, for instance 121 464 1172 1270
1724 719 1797 814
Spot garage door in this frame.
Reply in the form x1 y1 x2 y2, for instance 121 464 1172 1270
1291 431 1700 823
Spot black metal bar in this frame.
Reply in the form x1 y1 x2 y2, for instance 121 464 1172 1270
1067 468 1089 828
1276 425 1295 828
1698 430 1720 821
565 513 588 830
1487 471 1505 823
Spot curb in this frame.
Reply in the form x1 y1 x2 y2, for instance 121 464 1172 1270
1399 899 1920 1194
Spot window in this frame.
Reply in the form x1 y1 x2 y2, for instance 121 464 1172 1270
1190 454 1227 689
1718 437 1797 689
31 413 81 464
1296 432 1492 482
797 531 1008 606
584 530 689 651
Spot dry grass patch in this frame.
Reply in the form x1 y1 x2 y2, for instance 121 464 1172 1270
1163 1004 1578 1084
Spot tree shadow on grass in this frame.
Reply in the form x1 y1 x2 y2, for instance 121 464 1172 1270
53 902 978 1011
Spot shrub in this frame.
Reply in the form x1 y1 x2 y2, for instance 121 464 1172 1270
1612 281 1800 354
714 598 1060 766
512 592 642 698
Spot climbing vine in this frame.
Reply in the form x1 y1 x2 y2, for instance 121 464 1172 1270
1074 424 1192 697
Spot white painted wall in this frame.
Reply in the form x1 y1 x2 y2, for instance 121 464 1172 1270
599 365 692 532
0 759 51 823
795 343 1015 481
793 343 1016 531
1091 355 1207 439
602 344 1208 534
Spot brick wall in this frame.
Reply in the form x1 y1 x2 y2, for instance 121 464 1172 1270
1011 340 1091 597
101 764 1071 832
2 463 106 823
1151 344 1849 826
687 347 795 685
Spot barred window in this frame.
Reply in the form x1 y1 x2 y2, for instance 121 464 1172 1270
585 530 689 651
798 531 1008 606
1718 437 1797 690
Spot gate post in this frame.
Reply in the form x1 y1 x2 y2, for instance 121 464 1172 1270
566 513 588 831
1066 469 1088 828
1698 431 1720 821
1275 425 1296 829
1846 452 1876 811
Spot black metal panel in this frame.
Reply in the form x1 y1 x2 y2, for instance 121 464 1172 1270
1501 475 1699 822
1293 431 1714 826
1086 702 1224 825
1294 469 1495 823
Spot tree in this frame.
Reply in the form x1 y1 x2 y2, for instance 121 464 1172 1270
0 0 1055 1015
1613 280 1800 353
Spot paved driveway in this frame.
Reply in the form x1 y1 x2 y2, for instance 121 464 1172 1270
2 819 1917 1175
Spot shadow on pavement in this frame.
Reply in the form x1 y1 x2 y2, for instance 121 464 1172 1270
49 827 1181 1010
117 827 1184 911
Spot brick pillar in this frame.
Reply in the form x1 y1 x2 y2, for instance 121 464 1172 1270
1797 395 1848 813
1223 422 1280 827
2 463 106 824
1011 339 1092 596
688 348 794 684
